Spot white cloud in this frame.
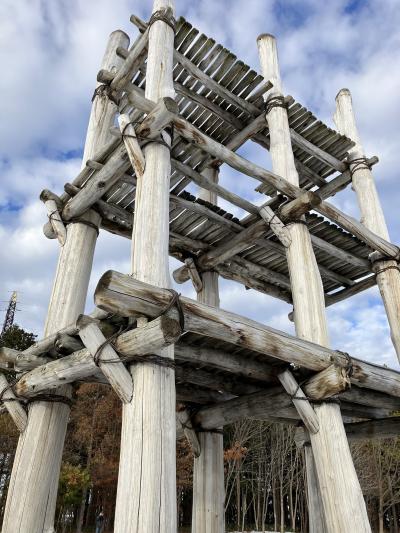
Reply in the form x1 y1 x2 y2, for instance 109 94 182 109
1 0 399 372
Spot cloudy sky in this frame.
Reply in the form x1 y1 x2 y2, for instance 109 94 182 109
1 0 399 369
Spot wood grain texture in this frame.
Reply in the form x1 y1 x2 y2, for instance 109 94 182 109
335 88 400 361
113 3 177 533
2 31 124 533
78 319 133 403
257 34 371 533
192 166 225 533
94 272 400 398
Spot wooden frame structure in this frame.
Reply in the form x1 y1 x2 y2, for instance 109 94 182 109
1 1 400 531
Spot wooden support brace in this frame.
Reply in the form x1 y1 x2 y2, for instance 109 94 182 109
176 406 201 457
0 373 27 432
118 114 145 178
258 204 291 247
278 369 319 434
77 316 133 403
185 258 203 293
40 190 67 246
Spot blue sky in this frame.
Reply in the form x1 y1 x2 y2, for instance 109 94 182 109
1 0 400 369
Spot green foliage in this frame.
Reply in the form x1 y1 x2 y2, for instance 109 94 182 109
0 324 36 351
58 463 90 506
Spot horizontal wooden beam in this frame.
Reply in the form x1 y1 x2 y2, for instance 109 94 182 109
289 128 347 173
94 272 400 398
296 417 400 446
14 316 181 398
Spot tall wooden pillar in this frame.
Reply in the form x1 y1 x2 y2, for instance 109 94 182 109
113 2 177 532
192 168 225 533
1 30 128 533
257 34 371 533
304 446 327 533
334 89 400 361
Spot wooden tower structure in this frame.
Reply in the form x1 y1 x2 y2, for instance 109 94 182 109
1 1 400 531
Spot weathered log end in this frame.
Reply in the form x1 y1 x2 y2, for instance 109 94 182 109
304 364 351 401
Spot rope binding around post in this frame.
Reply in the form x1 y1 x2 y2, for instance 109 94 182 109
265 95 288 115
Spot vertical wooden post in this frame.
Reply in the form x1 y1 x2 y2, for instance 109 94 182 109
113 2 177 532
1 30 128 533
334 89 400 361
304 446 327 533
192 167 225 533
257 34 371 533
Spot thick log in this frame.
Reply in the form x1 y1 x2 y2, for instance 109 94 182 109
316 156 378 200
304 364 351 400
278 369 319 434
174 344 275 382
257 33 371 533
193 387 293 429
94 272 400 398
2 30 124 532
55 333 84 355
78 317 133 403
0 373 27 432
279 191 322 221
335 88 400 361
14 316 181 397
192 166 225 533
113 3 177 533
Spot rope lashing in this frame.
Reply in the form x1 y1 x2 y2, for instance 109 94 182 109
265 95 287 115
0 377 72 407
336 350 354 378
287 375 341 405
348 157 372 179
120 120 173 151
374 264 400 278
67 218 100 236
92 83 119 105
148 8 176 33
91 289 184 369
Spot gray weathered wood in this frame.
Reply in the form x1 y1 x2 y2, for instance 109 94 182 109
114 3 177 533
335 88 400 360
257 33 371 533
0 373 27 432
304 364 351 400
278 369 319 434
176 407 201 457
78 317 133 403
94 272 400 398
